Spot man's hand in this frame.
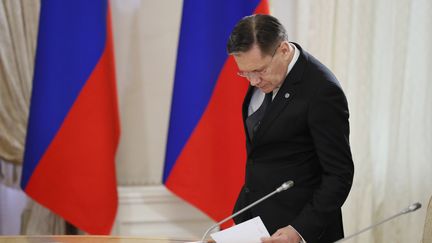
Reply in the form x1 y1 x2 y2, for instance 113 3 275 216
261 226 302 243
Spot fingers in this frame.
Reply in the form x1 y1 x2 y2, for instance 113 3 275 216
261 236 274 243
272 228 285 237
261 227 301 243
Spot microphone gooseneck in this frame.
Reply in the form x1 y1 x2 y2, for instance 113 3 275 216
199 180 294 243
334 202 422 243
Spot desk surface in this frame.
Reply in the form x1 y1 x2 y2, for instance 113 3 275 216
0 236 201 243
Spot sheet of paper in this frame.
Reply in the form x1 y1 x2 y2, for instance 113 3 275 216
210 216 270 243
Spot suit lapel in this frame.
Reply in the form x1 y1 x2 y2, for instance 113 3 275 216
252 43 308 145
242 85 254 144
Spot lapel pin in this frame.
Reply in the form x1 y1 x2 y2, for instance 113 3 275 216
284 92 290 99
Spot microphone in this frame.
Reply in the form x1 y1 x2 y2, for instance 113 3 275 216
334 202 422 242
199 180 294 243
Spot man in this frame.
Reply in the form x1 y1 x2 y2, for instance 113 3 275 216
227 14 354 243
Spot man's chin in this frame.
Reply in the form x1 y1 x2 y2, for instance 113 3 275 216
260 87 273 94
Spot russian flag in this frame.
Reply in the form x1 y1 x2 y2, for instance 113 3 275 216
21 0 120 234
164 1 269 227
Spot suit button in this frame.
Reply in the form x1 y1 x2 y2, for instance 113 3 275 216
244 187 250 193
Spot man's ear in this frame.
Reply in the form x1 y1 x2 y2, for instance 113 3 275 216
280 41 291 55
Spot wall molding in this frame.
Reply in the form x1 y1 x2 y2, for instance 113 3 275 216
114 185 215 239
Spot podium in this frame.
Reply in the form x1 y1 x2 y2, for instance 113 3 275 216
0 236 198 243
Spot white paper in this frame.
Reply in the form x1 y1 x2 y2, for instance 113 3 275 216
210 216 270 243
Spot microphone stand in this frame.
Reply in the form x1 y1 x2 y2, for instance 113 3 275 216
199 180 294 243
334 202 422 242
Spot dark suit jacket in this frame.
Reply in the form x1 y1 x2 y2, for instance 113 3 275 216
233 43 354 243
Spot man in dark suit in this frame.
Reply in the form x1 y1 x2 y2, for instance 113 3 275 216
227 14 354 243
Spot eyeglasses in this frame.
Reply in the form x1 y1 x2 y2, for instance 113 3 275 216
237 42 281 80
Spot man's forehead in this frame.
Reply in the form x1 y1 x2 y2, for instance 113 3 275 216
233 45 269 71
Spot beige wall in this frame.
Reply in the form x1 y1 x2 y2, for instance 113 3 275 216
111 0 182 185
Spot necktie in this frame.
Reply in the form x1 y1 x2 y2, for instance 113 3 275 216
246 92 272 140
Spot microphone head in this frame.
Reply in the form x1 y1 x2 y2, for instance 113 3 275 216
402 202 422 213
408 202 422 211
277 180 294 192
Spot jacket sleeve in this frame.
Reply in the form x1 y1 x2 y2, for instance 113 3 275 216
290 79 354 241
